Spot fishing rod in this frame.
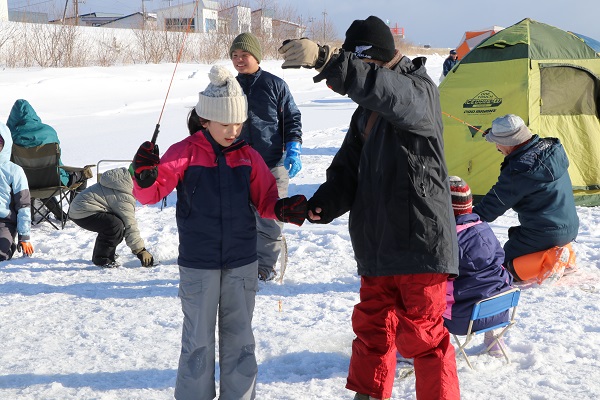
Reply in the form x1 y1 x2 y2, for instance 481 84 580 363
442 111 488 134
151 0 201 144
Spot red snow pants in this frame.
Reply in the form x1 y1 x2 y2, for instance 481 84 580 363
346 273 460 399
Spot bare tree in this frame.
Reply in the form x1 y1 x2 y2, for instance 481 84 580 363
306 10 338 45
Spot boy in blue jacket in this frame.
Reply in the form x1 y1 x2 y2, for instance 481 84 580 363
230 32 303 281
0 122 34 261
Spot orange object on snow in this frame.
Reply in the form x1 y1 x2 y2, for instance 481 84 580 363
455 26 504 59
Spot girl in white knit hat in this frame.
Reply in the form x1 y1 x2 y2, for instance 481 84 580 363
131 65 307 400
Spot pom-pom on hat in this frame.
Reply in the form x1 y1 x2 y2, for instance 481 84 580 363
195 65 248 124
449 176 473 216
342 15 396 62
485 114 533 146
230 32 262 63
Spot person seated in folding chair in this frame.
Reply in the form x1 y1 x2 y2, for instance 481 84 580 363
444 176 514 357
474 114 579 285
6 99 92 221
0 122 34 261
68 166 154 268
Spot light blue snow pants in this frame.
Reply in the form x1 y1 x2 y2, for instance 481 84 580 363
174 262 259 400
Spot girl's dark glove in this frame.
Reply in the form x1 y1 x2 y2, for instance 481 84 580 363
275 195 307 226
133 141 160 188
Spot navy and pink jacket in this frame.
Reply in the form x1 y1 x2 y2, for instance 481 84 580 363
133 130 279 270
444 213 514 335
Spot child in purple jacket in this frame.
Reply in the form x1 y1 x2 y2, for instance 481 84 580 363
444 176 514 357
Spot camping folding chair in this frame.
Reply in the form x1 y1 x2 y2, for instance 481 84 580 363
11 143 93 230
452 287 521 369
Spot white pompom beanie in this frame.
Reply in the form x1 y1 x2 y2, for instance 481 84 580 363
195 65 247 124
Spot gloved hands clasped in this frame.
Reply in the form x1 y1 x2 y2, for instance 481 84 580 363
134 247 154 267
275 194 307 226
284 142 302 178
278 38 334 71
133 141 160 188
17 239 34 256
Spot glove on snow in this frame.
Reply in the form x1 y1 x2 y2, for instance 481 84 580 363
278 39 334 71
17 240 34 256
135 248 154 267
284 142 302 178
275 194 307 226
133 141 160 188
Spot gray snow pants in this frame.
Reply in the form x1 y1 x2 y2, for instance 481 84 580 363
255 166 288 274
174 262 259 400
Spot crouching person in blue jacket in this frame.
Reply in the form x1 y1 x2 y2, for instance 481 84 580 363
444 176 513 357
131 65 306 400
0 122 33 261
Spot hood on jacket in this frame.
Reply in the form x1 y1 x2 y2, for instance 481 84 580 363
0 122 14 164
99 167 134 193
6 99 60 147
507 135 569 183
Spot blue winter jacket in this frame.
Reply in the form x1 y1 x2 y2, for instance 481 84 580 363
443 213 513 335
6 99 69 186
0 123 31 241
236 68 302 168
473 135 579 261
133 130 279 270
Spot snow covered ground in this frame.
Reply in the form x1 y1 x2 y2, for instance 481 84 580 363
0 55 599 400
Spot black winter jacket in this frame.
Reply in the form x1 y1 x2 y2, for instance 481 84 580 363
310 51 459 277
236 68 302 168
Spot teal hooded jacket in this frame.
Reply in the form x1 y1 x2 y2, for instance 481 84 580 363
6 99 69 185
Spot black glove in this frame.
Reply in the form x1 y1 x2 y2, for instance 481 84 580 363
306 197 333 224
274 194 307 226
133 141 160 188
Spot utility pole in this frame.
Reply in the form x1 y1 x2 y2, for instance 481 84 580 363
322 10 327 43
74 0 78 26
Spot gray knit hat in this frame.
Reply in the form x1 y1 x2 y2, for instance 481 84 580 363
485 114 533 146
195 65 247 124
230 32 262 63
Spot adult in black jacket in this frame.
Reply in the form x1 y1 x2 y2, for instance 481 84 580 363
279 15 459 400
442 49 458 76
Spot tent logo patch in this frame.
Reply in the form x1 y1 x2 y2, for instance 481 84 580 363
463 90 502 114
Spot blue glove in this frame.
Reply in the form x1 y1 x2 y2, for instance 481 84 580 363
284 142 302 178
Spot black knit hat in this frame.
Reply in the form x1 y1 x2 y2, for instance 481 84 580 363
342 16 395 62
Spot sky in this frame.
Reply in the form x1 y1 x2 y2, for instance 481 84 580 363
1 56 600 399
8 0 600 48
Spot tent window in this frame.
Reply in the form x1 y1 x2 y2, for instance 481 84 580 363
540 66 597 115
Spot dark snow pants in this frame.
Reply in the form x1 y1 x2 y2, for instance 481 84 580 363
0 223 17 261
346 273 460 400
175 262 258 400
70 212 124 266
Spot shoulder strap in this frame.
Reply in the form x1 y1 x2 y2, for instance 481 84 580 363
363 111 380 141
456 220 482 233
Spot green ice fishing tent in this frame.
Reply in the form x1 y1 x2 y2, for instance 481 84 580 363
440 18 600 206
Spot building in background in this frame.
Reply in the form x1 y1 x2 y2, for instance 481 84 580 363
218 5 251 35
155 0 218 33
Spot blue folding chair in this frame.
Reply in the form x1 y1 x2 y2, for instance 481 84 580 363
452 287 521 369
